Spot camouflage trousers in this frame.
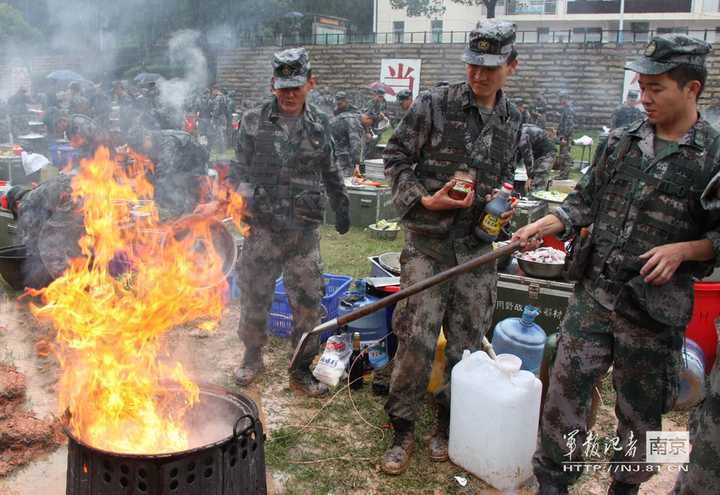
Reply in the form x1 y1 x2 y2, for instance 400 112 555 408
554 138 573 180
334 155 353 178
237 224 324 371
385 238 497 422
672 325 720 495
533 287 683 487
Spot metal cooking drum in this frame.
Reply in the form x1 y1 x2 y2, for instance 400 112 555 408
65 384 267 495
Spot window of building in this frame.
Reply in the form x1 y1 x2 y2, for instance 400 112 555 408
393 21 404 44
573 27 602 42
630 22 650 43
657 26 689 34
431 20 443 43
537 27 550 43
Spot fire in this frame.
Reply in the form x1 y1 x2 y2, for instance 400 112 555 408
28 147 247 454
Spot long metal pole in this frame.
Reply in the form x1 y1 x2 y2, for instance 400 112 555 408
618 0 626 45
289 240 521 369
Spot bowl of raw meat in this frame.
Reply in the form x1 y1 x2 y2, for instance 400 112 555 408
514 247 566 279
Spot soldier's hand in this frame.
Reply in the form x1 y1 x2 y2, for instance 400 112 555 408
512 223 543 251
639 244 686 286
421 181 474 211
524 180 532 194
484 189 517 226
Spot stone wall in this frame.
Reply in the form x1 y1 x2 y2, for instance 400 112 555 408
217 42 720 128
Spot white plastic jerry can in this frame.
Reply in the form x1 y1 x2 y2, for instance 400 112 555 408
449 350 543 492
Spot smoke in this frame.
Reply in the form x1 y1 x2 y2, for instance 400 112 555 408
157 30 209 126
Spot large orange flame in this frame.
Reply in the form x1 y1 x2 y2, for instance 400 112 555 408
28 147 247 454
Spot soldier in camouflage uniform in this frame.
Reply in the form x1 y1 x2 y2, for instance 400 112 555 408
381 20 522 475
372 88 415 397
332 91 359 116
209 84 229 152
515 97 532 125
554 91 576 180
68 82 91 116
517 123 555 192
531 93 548 130
230 48 350 397
364 88 387 120
54 113 108 160
610 90 645 129
396 89 413 113
330 92 364 177
514 34 720 495
128 128 209 217
7 174 84 289
673 322 720 495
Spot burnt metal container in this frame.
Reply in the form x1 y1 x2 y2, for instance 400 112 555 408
65 384 267 495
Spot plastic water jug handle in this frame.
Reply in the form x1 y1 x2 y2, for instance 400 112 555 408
462 349 471 360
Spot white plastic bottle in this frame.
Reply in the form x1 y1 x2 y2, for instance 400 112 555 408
449 350 542 491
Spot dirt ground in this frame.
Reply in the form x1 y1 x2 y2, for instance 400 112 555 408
0 293 687 495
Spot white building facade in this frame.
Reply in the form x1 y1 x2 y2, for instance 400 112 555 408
373 0 720 43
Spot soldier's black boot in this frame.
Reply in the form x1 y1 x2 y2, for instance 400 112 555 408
288 370 330 398
381 417 415 475
608 480 640 495
429 404 450 462
233 347 264 386
535 473 569 495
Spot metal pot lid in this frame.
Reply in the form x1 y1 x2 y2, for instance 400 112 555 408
377 251 401 275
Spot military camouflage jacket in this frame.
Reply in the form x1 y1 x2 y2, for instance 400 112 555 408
17 174 84 286
555 118 720 328
329 111 364 165
364 98 387 116
557 104 576 139
384 83 522 260
610 105 645 130
149 130 209 217
517 124 555 191
233 97 348 231
69 114 106 155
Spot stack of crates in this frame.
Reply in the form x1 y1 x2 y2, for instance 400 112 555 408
267 273 353 338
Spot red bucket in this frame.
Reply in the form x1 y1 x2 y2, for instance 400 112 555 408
685 282 720 372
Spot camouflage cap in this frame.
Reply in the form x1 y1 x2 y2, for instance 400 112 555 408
462 20 516 67
396 89 412 101
334 91 348 101
272 47 311 89
625 34 711 75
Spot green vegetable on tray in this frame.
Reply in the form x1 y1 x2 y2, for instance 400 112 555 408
532 190 568 203
373 219 399 231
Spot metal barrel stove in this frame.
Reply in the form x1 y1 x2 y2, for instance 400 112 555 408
65 384 267 495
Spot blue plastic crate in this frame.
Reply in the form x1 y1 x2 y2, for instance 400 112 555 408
225 271 241 301
267 273 352 338
48 143 80 168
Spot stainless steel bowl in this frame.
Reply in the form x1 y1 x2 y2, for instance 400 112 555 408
516 257 564 279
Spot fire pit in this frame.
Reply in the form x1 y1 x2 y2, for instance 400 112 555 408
65 384 267 495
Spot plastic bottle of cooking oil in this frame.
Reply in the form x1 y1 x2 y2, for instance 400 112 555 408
475 182 513 242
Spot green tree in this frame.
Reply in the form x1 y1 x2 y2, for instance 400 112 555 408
390 0 499 19
0 3 44 45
